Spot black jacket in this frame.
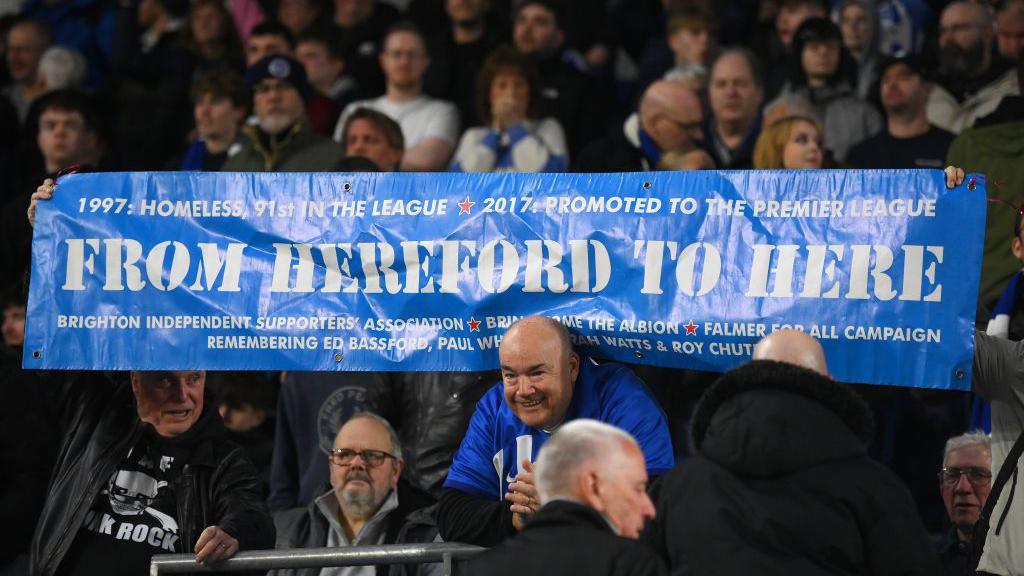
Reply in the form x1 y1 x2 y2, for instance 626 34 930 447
462 500 666 576
391 371 495 496
0 349 58 566
533 55 607 160
30 372 275 576
643 360 941 575
574 119 648 173
272 478 439 576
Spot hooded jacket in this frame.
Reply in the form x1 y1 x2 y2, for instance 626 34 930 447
946 120 1024 306
928 66 1019 135
643 360 940 575
30 372 275 576
777 80 882 164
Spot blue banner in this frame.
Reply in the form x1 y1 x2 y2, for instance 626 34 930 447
24 170 984 389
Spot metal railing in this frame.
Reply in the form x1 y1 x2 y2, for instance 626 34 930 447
149 542 485 575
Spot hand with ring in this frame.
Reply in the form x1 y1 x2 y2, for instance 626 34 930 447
505 459 539 531
194 525 239 565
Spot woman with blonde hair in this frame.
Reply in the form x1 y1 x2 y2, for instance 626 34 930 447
753 114 824 169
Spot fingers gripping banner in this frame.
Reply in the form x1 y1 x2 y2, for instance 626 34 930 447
25 170 984 389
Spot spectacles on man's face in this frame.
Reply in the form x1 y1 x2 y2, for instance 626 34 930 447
938 466 992 487
329 448 396 468
663 115 703 136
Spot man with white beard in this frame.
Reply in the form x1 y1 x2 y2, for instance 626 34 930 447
271 412 442 576
223 54 345 172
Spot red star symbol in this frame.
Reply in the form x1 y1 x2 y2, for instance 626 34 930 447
458 197 476 215
684 320 698 335
468 317 481 331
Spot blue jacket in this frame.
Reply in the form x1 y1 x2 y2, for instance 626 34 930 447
444 356 674 500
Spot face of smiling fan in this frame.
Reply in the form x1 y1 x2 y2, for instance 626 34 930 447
499 318 579 430
132 371 205 437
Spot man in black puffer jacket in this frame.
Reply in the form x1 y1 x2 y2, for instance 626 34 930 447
643 329 941 575
31 370 275 576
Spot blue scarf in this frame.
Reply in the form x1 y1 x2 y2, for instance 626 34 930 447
638 128 662 168
180 140 208 171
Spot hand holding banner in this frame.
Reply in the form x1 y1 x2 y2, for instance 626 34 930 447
25 170 984 389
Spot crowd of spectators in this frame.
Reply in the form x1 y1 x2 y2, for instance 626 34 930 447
1 0 1024 573
0 0 1020 290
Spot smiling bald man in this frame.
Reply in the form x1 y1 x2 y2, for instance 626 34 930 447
437 316 674 547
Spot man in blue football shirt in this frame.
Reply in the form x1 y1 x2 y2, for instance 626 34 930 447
437 315 674 546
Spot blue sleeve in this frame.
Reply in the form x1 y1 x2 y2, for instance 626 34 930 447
602 369 675 475
541 152 567 172
449 130 502 172
506 123 567 172
504 124 529 146
443 384 502 499
94 9 118 73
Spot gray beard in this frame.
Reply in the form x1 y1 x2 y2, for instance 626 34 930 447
337 475 380 520
259 113 294 136
339 489 377 519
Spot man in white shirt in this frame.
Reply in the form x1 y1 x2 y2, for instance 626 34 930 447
333 23 459 171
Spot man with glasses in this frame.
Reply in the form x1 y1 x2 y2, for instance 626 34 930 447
575 79 705 172
936 432 992 576
272 412 441 576
928 1 1020 134
333 23 459 171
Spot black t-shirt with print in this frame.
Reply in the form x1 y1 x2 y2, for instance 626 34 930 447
55 429 192 576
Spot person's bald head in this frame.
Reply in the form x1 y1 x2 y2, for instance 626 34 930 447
752 329 829 376
940 1 994 52
638 80 704 154
502 316 572 359
639 80 701 124
943 1 992 27
499 316 579 430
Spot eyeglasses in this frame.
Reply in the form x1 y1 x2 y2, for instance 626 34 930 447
665 116 703 134
939 23 981 37
938 466 992 487
328 448 396 468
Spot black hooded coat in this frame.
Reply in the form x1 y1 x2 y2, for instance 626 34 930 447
642 360 940 575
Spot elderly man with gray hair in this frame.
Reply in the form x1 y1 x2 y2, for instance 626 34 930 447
272 412 441 576
937 431 992 576
462 419 666 576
